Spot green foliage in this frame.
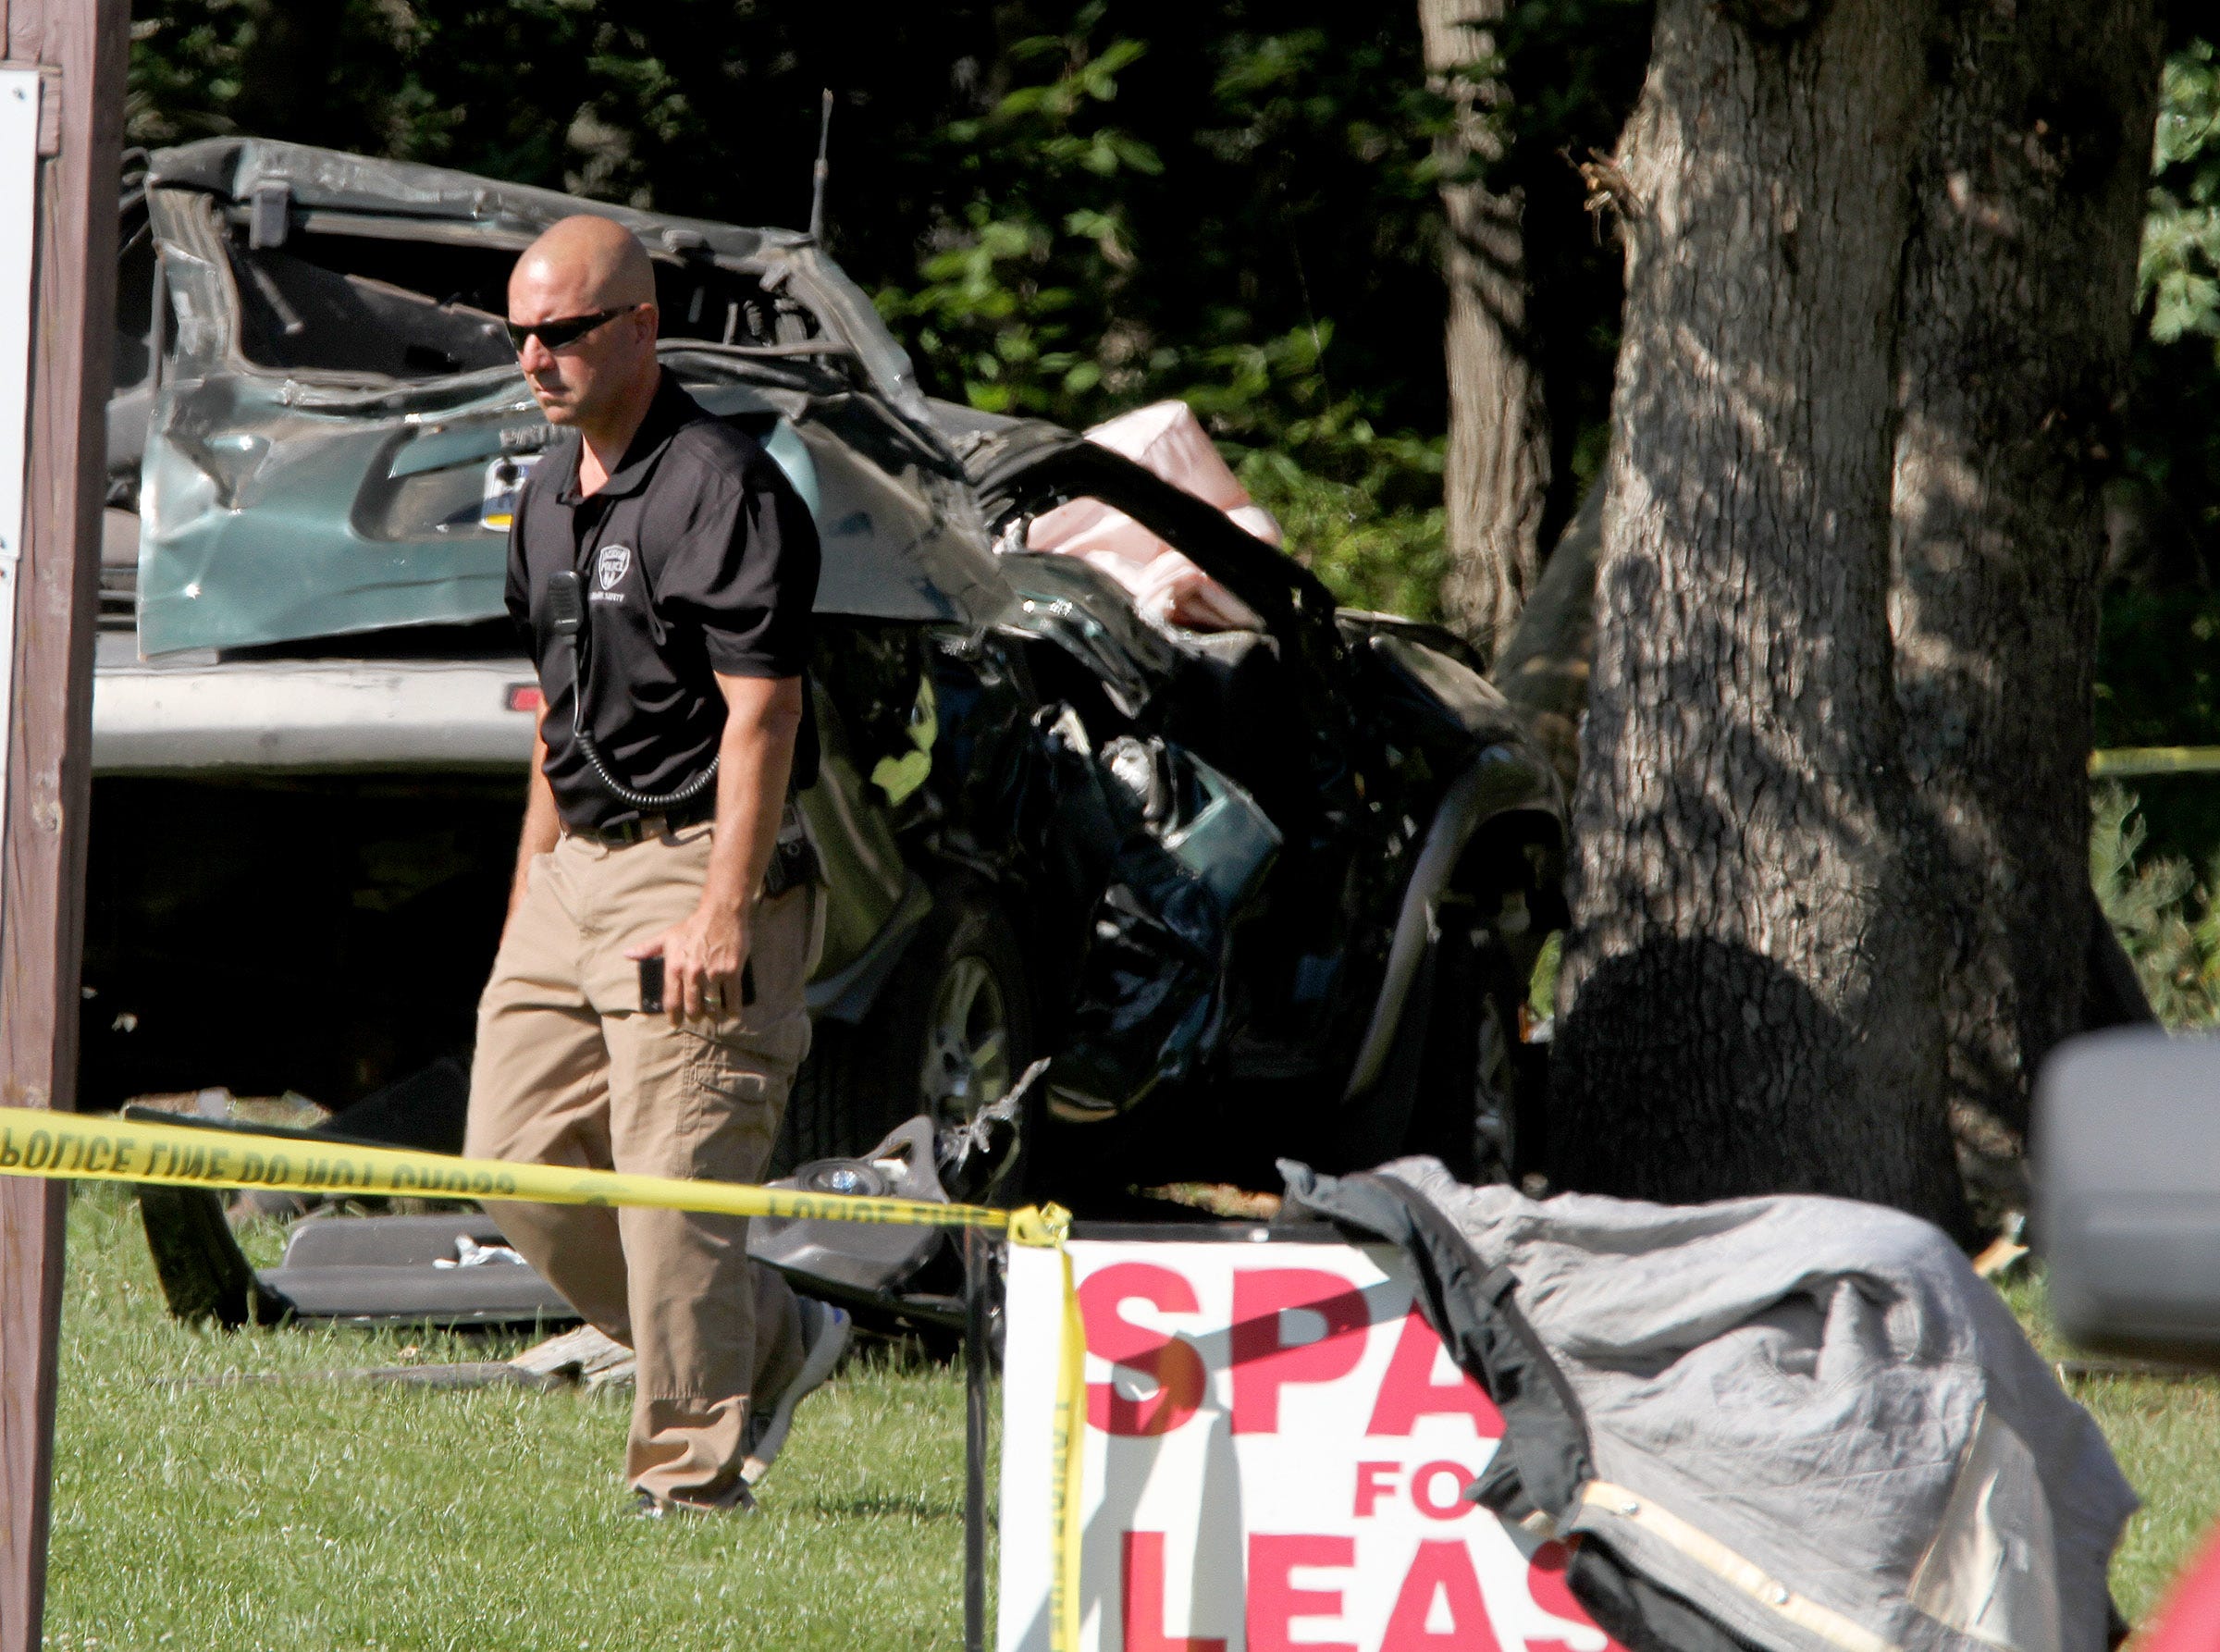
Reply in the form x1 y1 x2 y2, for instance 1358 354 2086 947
2096 588 2220 749
867 6 1462 590
2099 36 2220 873
2142 39 2220 346
874 18 1164 424
2093 588 2220 863
1230 429 1448 622
2122 35 2220 590
121 0 1651 627
2091 785 2220 1027
125 1 600 183
1526 929 1563 1027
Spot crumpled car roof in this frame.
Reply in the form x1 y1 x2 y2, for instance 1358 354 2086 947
130 137 1028 649
146 137 931 425
149 139 789 253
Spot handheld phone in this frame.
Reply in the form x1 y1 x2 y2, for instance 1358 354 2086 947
637 955 754 1013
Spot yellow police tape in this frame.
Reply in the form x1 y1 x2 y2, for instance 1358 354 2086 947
0 1103 1069 1241
0 1103 1087 1649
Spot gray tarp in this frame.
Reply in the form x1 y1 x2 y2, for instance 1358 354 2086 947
1287 1159 2136 1652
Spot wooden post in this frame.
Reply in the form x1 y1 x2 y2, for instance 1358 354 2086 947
0 5 127 1650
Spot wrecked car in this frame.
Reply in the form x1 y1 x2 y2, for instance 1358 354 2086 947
89 137 1566 1207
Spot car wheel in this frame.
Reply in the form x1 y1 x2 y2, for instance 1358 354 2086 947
1403 914 1531 1186
919 952 1016 1136
773 884 1035 1177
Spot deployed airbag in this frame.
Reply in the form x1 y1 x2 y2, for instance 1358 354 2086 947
1026 401 1272 635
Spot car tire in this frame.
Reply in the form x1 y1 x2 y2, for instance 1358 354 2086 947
1402 914 1531 1186
774 882 1036 1178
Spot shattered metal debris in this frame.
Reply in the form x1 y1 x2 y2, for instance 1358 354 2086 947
137 1180 290 1329
936 1057 1042 1206
163 1323 639 1395
157 1318 638 1394
321 1056 469 1156
748 1116 971 1330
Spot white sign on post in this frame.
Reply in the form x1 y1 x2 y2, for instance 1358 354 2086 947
998 1239 1626 1652
0 68 43 878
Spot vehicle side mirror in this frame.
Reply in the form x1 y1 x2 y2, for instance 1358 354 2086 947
2036 1028 2220 1364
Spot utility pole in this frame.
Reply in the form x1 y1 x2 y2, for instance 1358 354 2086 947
0 5 127 1650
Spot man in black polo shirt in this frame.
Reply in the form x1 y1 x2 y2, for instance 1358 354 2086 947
465 215 847 1516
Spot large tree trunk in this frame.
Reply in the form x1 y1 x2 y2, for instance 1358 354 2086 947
1548 0 1967 1236
1889 0 2163 1226
1420 0 1550 660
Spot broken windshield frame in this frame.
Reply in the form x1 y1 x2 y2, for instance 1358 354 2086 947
210 203 850 391
142 138 937 425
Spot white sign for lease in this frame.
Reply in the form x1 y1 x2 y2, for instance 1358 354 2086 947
998 1239 1627 1652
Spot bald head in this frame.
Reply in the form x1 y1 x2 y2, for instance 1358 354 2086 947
509 216 663 444
512 215 658 313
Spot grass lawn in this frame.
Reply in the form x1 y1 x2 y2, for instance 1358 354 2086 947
44 1184 975 1652
1999 1273 2220 1621
40 1186 2220 1647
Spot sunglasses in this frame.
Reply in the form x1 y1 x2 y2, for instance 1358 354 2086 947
505 303 640 354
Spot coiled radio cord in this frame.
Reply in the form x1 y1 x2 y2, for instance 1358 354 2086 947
546 569 721 810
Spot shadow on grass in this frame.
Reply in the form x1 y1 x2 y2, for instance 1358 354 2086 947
808 1491 963 1522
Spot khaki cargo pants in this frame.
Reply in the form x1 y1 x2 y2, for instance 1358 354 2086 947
465 821 820 1509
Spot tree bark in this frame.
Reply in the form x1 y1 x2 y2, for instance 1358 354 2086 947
1420 0 1549 661
1549 0 1967 1236
1889 0 2163 1226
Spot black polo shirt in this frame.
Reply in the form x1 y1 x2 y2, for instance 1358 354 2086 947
506 372 820 834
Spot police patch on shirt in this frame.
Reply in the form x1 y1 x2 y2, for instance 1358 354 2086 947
597 544 633 592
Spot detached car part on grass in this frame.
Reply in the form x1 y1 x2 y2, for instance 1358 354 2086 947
131 1091 1025 1338
99 140 1567 1338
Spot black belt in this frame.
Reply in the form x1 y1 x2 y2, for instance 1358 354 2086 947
571 796 717 847
568 800 823 897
